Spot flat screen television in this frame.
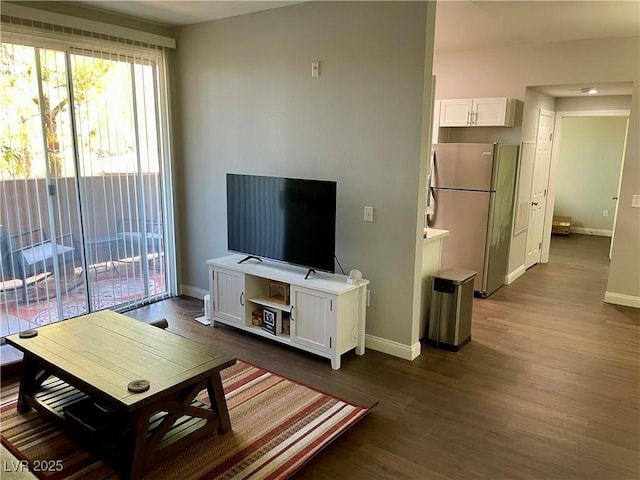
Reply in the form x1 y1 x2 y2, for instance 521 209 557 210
226 174 337 274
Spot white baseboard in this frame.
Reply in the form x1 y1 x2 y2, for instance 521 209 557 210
365 334 421 361
506 265 526 285
604 291 640 308
180 284 208 300
570 227 612 237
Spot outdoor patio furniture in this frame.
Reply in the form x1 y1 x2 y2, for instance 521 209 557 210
85 236 119 274
116 219 164 267
0 225 78 303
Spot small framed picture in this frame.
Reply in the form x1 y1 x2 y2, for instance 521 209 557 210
262 309 276 335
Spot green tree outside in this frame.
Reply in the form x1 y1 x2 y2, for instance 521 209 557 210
1 43 112 180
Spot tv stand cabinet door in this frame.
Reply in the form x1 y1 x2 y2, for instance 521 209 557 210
290 286 336 362
212 267 245 325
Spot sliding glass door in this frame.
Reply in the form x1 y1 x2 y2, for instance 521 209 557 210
72 48 167 312
1 43 83 332
1 33 172 338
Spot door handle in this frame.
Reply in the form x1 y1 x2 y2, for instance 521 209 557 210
612 197 619 200
532 202 539 206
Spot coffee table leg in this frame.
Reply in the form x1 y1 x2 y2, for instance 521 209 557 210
129 407 152 480
17 355 38 413
206 373 231 433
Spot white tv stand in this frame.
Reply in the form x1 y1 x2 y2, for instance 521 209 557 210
206 255 369 369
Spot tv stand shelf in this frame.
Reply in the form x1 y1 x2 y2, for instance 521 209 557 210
250 296 290 311
206 255 369 369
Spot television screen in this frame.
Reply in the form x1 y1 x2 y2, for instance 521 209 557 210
227 174 337 273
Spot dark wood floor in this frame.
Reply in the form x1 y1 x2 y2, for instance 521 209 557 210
5 234 639 479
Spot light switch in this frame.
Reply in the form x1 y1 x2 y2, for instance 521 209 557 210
632 195 640 208
364 206 373 222
311 61 320 77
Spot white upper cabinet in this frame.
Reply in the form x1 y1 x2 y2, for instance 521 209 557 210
439 97 516 127
439 98 474 126
473 97 516 126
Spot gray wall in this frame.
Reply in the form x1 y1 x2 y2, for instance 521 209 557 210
434 36 640 302
521 89 556 144
175 2 433 346
555 116 628 232
556 95 632 112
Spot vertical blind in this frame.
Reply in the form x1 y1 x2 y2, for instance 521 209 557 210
0 14 174 336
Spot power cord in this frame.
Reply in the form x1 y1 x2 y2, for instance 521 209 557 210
334 255 346 275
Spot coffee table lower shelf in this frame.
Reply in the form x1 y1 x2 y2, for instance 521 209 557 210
27 376 218 472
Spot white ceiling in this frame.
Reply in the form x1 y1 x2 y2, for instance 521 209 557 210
72 0 640 54
70 0 639 96
433 0 639 55
74 1 304 26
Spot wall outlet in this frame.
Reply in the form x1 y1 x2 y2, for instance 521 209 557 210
603 210 608 217
632 195 640 208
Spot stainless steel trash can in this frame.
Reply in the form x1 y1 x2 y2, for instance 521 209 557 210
428 268 476 351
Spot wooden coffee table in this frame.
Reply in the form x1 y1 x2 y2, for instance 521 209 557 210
6 310 236 479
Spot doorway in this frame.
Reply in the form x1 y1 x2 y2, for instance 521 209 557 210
543 110 630 265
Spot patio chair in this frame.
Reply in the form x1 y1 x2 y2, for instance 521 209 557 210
116 219 164 267
0 225 77 303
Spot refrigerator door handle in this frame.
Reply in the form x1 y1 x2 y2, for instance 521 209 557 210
426 150 436 214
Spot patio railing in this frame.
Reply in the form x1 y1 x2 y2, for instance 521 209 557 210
0 174 167 338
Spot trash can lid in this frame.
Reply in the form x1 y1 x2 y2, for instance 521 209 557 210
435 268 477 284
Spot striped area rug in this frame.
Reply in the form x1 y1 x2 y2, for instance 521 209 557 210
1 361 374 479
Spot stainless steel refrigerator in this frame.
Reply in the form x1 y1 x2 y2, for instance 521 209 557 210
427 143 518 297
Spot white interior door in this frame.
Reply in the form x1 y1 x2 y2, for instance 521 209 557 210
525 110 554 269
610 118 630 259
